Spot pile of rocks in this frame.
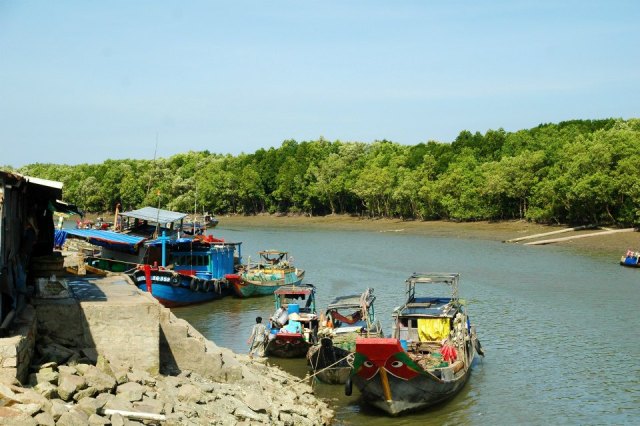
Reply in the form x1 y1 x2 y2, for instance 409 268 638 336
0 355 334 425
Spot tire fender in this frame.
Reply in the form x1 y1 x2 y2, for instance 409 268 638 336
344 376 353 396
190 278 198 291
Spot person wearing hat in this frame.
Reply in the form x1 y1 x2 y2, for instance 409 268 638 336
283 312 302 334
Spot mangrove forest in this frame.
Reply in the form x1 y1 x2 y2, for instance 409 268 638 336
6 118 640 226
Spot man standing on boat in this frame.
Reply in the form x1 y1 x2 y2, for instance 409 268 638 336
247 316 268 358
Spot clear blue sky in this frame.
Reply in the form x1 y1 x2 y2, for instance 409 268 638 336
1 1 638 168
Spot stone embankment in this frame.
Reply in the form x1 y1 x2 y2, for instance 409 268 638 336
0 353 333 425
0 267 334 425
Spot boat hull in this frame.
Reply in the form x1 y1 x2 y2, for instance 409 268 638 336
620 256 640 267
352 368 472 415
265 333 311 358
233 270 305 297
307 340 353 384
350 337 477 416
129 269 230 308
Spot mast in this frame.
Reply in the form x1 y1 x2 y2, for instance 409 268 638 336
146 133 159 197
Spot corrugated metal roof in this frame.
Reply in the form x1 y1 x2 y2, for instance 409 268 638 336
119 207 187 224
25 175 64 190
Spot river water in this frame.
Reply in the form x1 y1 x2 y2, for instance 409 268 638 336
174 223 640 425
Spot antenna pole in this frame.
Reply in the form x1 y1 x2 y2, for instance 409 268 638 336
146 133 159 197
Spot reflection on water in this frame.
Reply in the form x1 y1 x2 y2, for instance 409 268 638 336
174 225 640 425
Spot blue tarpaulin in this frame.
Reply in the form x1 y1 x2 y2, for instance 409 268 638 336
64 229 147 253
54 230 67 248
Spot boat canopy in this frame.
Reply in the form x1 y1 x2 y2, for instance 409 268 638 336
120 207 187 225
260 250 288 255
258 250 288 263
406 272 459 285
405 272 460 302
327 288 375 310
64 229 146 253
274 284 315 296
327 294 364 309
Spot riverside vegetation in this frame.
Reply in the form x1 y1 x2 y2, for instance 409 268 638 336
6 118 640 227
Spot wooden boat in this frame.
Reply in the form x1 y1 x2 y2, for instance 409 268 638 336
231 250 305 297
306 288 383 384
620 249 640 267
265 284 319 358
63 207 243 307
181 213 219 235
347 272 483 416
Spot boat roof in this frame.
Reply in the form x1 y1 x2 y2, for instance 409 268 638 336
146 237 241 249
64 229 146 252
404 272 460 304
120 207 187 225
259 250 288 255
406 272 459 285
274 283 315 296
327 288 375 310
327 294 362 309
396 297 458 318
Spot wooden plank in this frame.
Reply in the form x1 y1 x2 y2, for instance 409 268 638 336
523 228 635 245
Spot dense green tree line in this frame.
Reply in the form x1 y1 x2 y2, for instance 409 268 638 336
8 118 640 226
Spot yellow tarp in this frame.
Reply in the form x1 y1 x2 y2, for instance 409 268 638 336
417 318 450 341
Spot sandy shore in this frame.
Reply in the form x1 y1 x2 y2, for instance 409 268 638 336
217 214 638 258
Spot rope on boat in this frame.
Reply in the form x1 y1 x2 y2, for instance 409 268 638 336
285 352 355 389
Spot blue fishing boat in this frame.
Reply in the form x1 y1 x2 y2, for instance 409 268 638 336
129 238 241 307
620 249 640 267
63 207 243 307
265 284 319 358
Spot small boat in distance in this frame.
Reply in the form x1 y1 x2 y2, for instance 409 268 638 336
265 284 319 358
307 288 383 384
620 249 640 267
181 213 219 235
348 272 483 416
231 250 305 298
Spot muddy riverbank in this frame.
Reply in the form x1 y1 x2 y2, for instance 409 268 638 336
217 214 638 258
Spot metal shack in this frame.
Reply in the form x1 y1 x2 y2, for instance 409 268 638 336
0 170 78 332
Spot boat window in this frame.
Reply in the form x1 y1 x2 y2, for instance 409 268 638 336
400 318 418 328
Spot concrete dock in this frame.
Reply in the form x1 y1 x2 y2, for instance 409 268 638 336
0 274 334 424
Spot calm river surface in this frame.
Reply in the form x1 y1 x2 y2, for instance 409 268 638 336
174 223 640 425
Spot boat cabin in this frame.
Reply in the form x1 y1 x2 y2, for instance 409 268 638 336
118 207 187 239
259 250 290 266
161 239 242 281
273 284 317 316
392 273 464 349
323 288 378 335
